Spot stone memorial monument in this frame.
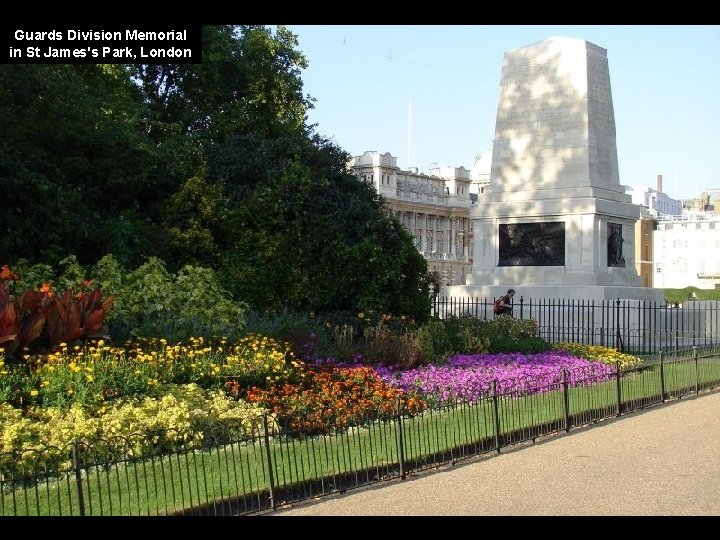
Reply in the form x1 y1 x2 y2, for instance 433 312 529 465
448 37 664 301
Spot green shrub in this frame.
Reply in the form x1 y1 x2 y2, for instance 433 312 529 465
360 321 421 369
441 315 488 355
489 336 551 354
485 317 539 339
5 259 55 294
92 255 248 342
6 254 249 344
414 320 453 364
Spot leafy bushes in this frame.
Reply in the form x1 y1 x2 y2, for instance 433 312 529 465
489 336 552 354
5 255 248 343
91 255 249 343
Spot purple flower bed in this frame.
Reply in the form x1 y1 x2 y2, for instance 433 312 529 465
374 351 616 403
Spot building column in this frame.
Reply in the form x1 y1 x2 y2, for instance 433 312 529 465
449 217 456 257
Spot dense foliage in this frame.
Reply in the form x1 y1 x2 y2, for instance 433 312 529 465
1 25 430 322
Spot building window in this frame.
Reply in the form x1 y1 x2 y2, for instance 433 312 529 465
656 267 662 273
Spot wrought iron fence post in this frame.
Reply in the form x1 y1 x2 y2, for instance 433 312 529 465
261 414 277 510
71 439 86 516
395 397 406 480
615 298 621 351
659 350 666 403
615 361 622 417
693 346 699 395
519 296 524 320
491 380 501 454
675 329 679 352
561 369 570 432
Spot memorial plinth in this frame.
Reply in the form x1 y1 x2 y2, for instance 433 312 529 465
448 37 663 301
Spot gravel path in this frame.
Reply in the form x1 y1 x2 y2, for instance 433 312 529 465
273 391 720 516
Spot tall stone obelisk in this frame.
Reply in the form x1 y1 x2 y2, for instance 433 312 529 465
448 37 663 300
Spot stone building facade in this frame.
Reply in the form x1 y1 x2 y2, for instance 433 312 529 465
348 151 473 288
653 212 720 289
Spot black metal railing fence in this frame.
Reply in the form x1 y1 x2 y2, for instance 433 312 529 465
431 296 720 355
2 346 719 516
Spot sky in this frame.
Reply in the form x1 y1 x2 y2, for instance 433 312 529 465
285 25 720 200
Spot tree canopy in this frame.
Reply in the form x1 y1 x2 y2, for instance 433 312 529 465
0 25 430 322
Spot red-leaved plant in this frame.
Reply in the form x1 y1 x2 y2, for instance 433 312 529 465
0 265 115 360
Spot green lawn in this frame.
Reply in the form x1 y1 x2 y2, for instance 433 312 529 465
664 287 720 303
3 355 719 516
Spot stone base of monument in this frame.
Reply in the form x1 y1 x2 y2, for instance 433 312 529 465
445 284 666 302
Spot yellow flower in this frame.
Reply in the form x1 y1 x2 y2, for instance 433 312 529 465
30 389 39 397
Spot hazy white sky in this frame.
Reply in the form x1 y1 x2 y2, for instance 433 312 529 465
286 25 720 200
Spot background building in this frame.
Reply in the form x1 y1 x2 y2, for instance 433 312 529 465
348 151 473 288
681 189 718 212
635 206 657 287
653 213 720 289
625 174 682 217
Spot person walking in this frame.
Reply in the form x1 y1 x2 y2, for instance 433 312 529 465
494 289 516 317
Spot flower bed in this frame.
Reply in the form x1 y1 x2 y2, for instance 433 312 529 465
374 351 617 403
551 342 643 369
0 383 270 476
233 364 426 435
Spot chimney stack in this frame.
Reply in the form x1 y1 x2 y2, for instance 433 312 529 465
657 174 663 193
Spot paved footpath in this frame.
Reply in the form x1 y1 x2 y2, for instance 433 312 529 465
274 392 720 516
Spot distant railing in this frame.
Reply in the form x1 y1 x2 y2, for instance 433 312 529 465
431 296 720 355
2 346 719 516
656 212 717 222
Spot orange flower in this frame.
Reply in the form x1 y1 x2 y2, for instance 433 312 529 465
40 282 54 297
82 279 93 289
0 265 18 282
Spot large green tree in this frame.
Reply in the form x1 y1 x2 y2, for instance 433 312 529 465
0 64 164 265
220 147 431 321
2 25 432 321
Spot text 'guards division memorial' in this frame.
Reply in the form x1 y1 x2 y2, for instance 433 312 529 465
448 37 664 301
